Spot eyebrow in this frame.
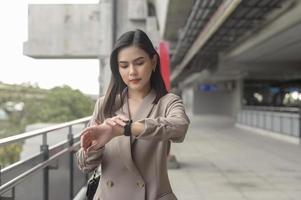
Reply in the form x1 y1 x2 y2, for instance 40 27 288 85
119 56 145 64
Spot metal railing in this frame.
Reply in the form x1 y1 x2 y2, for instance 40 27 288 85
0 116 91 200
237 106 300 137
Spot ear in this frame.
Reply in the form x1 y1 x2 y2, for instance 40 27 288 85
152 54 158 71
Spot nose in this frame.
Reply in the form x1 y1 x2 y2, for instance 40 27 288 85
129 64 137 76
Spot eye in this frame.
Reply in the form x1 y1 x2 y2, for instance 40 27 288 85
119 65 128 69
136 61 144 66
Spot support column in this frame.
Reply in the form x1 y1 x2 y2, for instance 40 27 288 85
98 0 114 96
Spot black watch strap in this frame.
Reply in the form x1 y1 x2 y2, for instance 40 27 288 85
124 120 133 136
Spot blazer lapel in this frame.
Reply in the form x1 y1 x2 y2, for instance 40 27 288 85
131 88 156 121
118 88 156 121
115 88 156 178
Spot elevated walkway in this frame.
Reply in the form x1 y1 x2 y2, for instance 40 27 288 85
1 115 301 200
170 115 301 200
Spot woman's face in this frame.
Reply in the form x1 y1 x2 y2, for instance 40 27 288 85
118 45 157 93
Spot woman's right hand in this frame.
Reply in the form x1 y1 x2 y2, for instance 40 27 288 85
80 122 112 152
80 115 129 152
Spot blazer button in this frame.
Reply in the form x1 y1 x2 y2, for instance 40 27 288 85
136 181 145 188
106 180 114 187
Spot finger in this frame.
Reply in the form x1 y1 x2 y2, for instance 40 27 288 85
105 119 116 126
116 114 129 121
112 115 127 123
80 135 84 148
80 130 86 136
83 127 97 139
82 131 92 147
82 133 90 145
83 136 92 151
81 134 89 149
112 117 126 126
80 127 91 136
81 132 90 145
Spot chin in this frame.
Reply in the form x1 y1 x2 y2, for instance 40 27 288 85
129 84 145 91
128 86 142 90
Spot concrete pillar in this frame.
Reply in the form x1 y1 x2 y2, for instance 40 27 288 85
116 0 146 38
182 86 194 116
98 0 114 96
232 79 243 118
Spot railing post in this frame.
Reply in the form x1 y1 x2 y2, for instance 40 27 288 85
84 121 90 183
11 187 15 200
280 115 283 133
299 106 301 138
40 133 49 200
0 164 2 186
0 164 2 199
68 126 74 200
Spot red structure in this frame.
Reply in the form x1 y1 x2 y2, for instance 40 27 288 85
159 42 170 92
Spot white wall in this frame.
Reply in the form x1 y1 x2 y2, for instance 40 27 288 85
192 80 242 117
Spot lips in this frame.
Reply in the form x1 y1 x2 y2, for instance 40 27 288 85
129 79 141 83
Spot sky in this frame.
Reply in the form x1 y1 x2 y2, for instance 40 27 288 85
0 0 101 95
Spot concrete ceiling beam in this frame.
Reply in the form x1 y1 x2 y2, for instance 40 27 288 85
171 0 242 82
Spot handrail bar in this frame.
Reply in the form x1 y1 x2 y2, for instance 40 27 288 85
241 106 299 113
0 116 91 147
2 133 81 174
0 141 81 195
1 151 44 174
1 129 82 175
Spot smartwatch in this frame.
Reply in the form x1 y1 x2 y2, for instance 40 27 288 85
124 120 133 136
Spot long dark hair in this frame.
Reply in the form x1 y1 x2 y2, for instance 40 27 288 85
101 29 168 119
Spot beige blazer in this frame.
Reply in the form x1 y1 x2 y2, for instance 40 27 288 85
76 89 190 200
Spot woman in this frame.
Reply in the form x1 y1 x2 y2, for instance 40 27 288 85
76 29 190 200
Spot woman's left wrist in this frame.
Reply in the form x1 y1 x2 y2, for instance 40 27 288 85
113 125 124 137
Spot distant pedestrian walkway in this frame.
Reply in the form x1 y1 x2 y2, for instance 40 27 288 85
169 115 301 200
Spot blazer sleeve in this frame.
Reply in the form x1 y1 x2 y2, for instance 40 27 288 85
135 94 190 143
76 97 105 173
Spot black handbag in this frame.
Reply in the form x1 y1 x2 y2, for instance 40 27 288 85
86 170 101 200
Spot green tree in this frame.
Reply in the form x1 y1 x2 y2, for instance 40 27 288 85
24 85 94 124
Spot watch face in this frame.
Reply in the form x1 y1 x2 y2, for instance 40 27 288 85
124 120 132 136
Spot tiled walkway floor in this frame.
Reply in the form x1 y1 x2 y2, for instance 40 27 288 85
169 115 301 200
